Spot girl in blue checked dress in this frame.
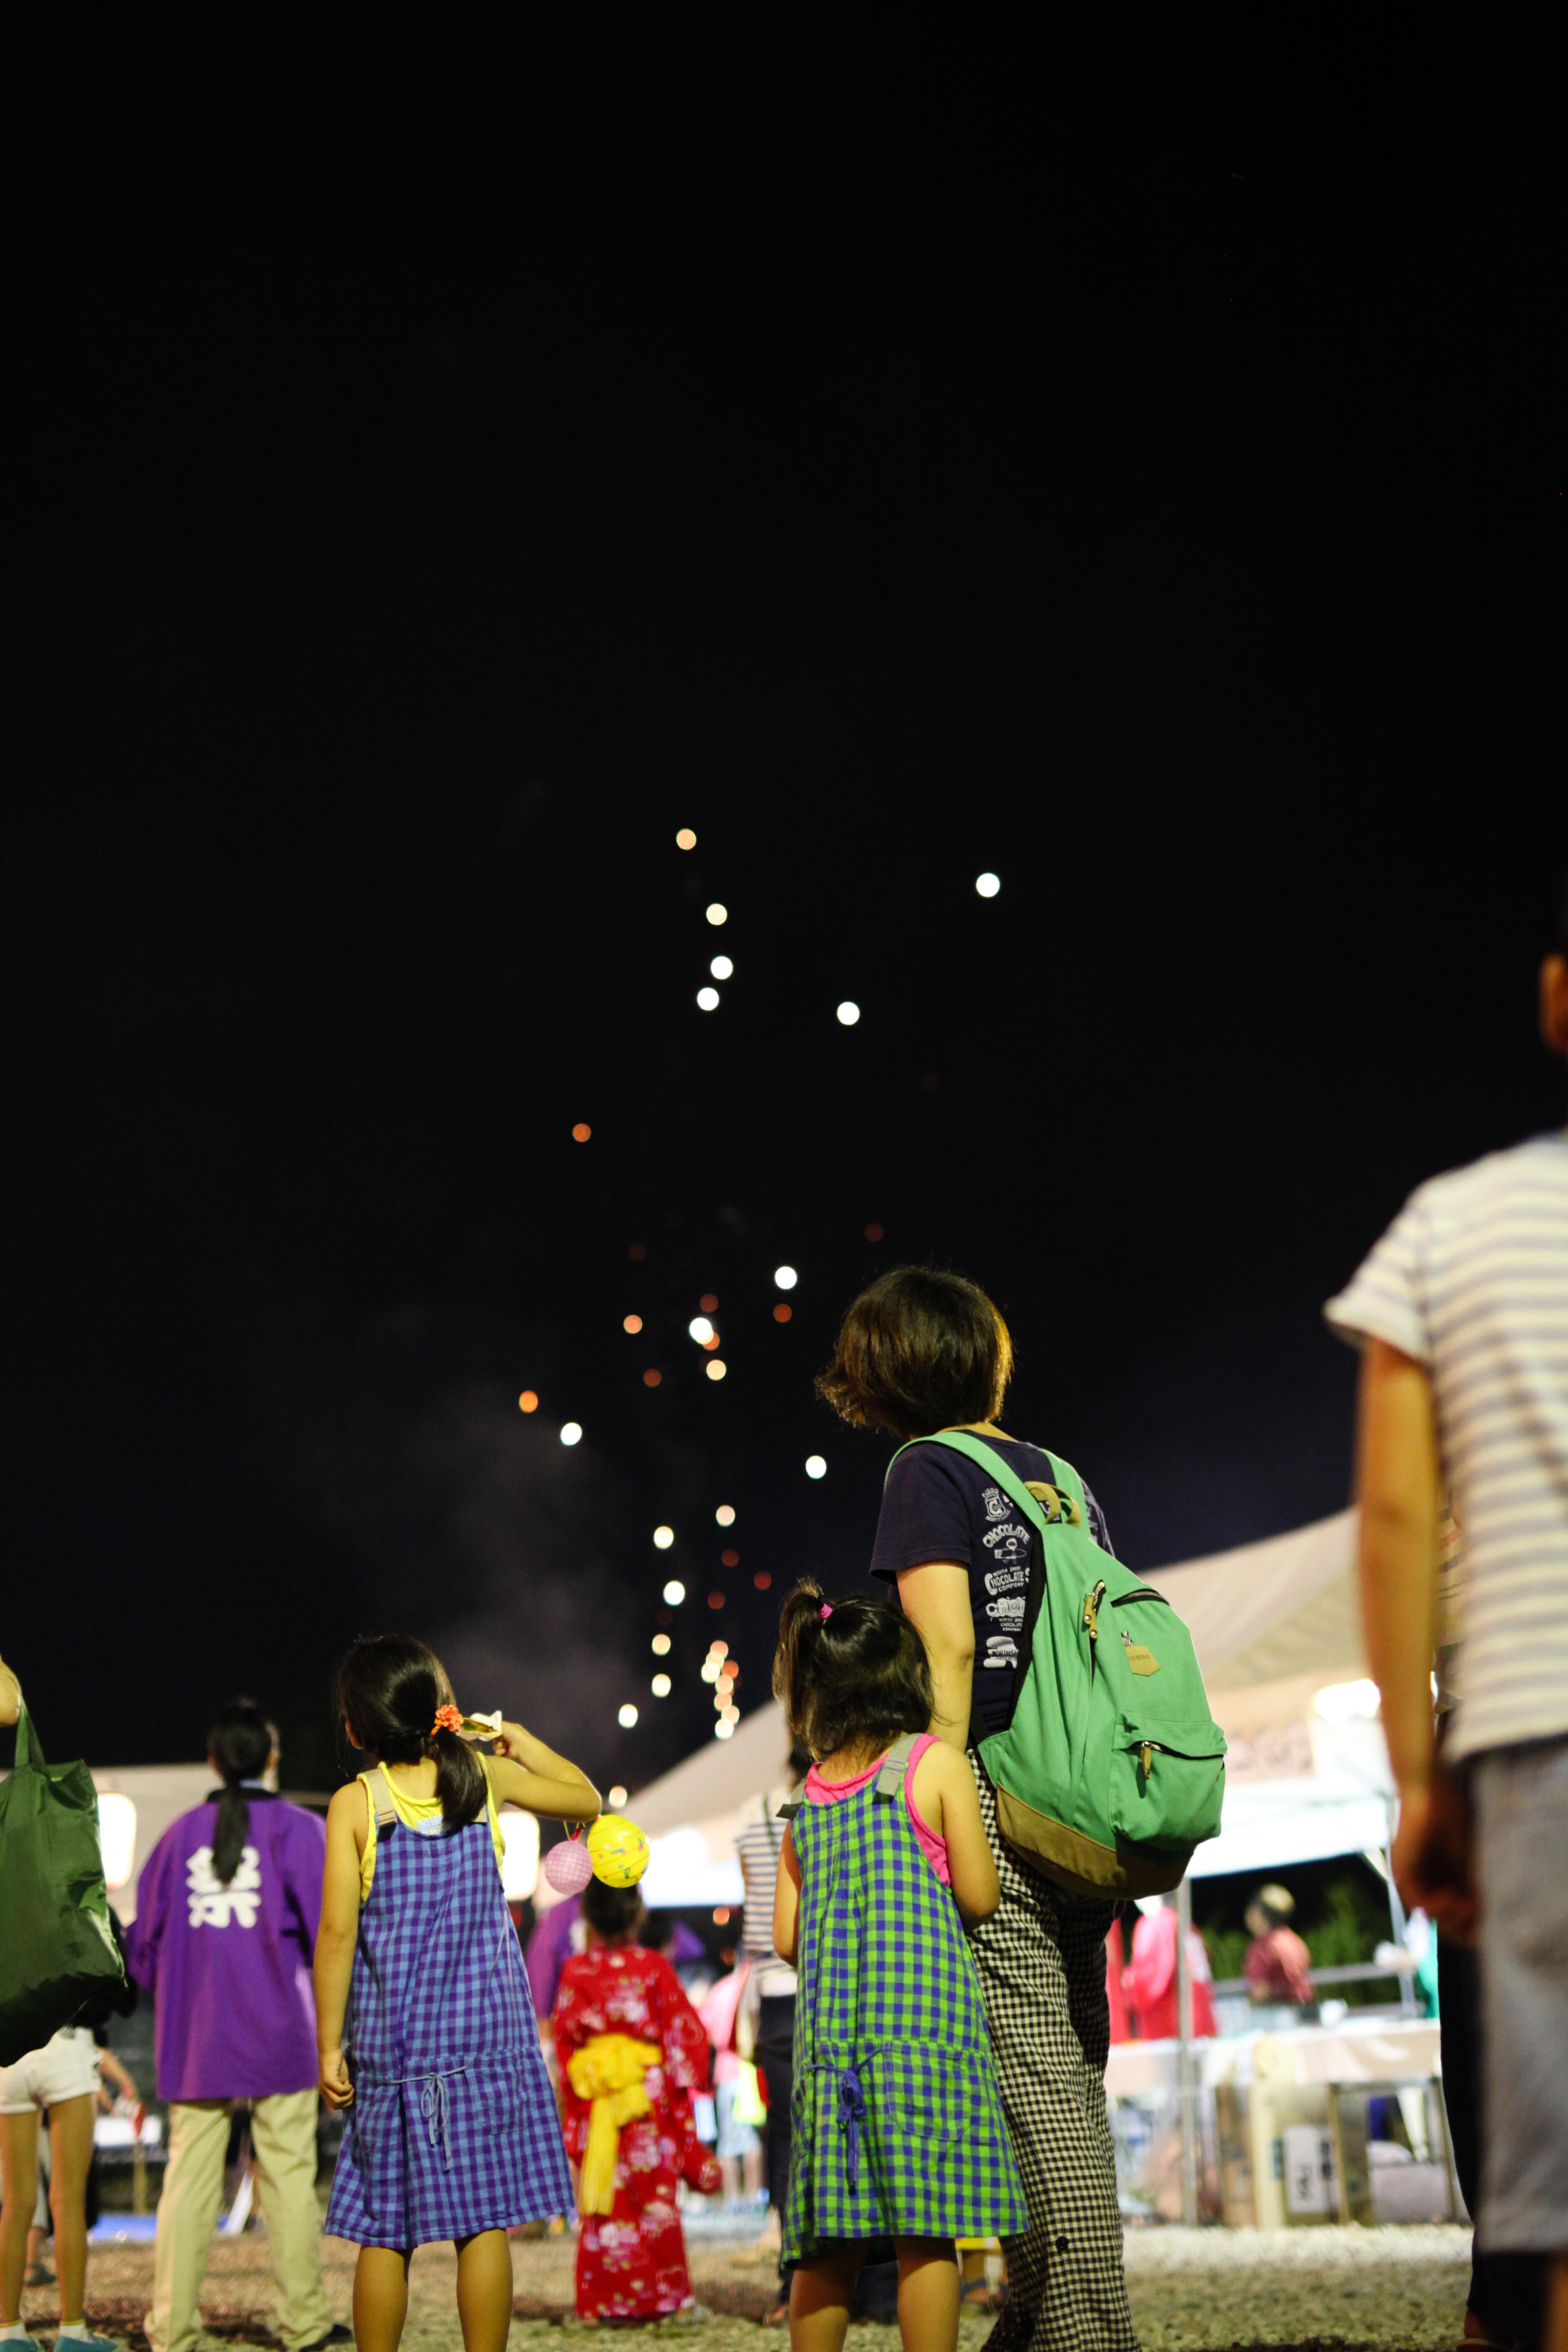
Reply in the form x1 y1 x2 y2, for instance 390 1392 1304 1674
314 1636 599 2352
771 1587 1026 2352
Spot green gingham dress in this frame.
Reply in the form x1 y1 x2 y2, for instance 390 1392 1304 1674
783 1734 1027 2257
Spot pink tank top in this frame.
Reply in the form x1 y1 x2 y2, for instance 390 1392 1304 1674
802 1732 950 1884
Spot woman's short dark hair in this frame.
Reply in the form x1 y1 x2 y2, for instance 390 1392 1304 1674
208 1697 276 1888
333 1633 486 1832
772 1584 934 1762
816 1266 1013 1438
581 1876 645 1942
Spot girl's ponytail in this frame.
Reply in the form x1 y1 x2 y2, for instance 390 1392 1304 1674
430 1722 487 1831
334 1635 487 1831
772 1579 829 1747
207 1698 276 1886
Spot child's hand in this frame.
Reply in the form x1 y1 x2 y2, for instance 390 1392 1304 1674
319 2048 354 2110
490 1720 529 1761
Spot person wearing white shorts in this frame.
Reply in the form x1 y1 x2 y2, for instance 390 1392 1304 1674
0 2026 120 2352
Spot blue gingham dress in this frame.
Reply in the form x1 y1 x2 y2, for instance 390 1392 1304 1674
324 1772 573 2247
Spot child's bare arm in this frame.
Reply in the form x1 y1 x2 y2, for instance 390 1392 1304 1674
487 1721 601 1821
315 1783 364 2109
772 1827 802 1965
916 1742 1000 1927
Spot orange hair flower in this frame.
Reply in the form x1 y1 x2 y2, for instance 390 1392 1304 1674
432 1704 464 1735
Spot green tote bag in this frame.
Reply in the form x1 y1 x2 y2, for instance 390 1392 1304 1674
0 1702 126 2066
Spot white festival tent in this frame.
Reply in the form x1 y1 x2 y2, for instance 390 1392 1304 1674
627 1506 1395 1907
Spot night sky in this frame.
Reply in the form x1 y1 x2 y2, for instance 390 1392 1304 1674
6 38 1560 1794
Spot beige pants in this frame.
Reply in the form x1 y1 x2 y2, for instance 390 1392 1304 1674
147 2092 334 2352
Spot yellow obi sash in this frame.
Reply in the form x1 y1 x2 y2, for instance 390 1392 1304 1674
567 2034 660 2214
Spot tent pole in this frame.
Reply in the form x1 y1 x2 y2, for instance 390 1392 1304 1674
1176 1878 1198 2225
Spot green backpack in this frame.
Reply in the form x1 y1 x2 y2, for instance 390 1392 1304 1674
898 1431 1227 1899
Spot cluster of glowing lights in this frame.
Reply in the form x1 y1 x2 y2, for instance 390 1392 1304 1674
618 1703 638 1728
836 1001 860 1026
805 1455 827 1479
689 1317 717 1346
663 1579 686 1606
518 1390 539 1413
561 1423 583 1447
715 1504 735 1527
703 1638 742 1738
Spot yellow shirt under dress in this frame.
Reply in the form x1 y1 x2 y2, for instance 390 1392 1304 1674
356 1762 506 1905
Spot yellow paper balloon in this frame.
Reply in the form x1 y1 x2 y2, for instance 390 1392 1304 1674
587 1813 650 1888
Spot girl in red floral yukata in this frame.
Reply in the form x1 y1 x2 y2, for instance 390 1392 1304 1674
552 1878 721 2321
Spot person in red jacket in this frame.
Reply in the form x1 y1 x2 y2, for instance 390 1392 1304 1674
1121 1897 1216 2040
1242 1885 1316 2018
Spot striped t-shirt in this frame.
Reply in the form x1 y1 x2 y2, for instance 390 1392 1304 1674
734 1788 798 1996
1324 1131 1568 1763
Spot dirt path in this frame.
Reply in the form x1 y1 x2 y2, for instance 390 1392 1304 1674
28 2222 1472 2352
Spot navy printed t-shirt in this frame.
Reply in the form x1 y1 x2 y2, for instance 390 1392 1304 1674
869 1435 1114 1740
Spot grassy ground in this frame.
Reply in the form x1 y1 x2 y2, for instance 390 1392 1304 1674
27 2223 1472 2352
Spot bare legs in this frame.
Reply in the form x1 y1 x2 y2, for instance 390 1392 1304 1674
352 2249 410 2352
454 2232 513 2352
789 2238 958 2352
0 2111 37 2325
352 2233 512 2352
1 2098 95 2329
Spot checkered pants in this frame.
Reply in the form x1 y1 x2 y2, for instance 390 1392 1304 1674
967 1758 1136 2352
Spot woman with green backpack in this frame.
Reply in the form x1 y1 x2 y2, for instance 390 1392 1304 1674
820 1268 1215 2352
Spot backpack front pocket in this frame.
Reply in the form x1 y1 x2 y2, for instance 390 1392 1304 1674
1111 1714 1226 1852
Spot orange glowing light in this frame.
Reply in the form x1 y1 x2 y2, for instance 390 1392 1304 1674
707 1591 725 1610
721 1548 740 1568
629 1241 647 1260
518 1390 539 1413
753 1571 772 1590
572 1122 591 1142
623 1314 643 1333
699 1293 718 1313
701 1331 720 1351
864 1222 884 1241
773 1302 792 1323
712 1906 730 1924
642 1369 662 1388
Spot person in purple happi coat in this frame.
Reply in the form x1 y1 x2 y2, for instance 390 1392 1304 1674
314 1636 599 2352
126 1699 346 2352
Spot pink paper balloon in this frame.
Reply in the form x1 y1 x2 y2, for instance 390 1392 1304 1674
543 1838 593 1896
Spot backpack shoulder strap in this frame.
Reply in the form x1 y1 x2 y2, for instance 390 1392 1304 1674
364 1767 398 1829
901 1430 1079 1536
873 1731 921 1800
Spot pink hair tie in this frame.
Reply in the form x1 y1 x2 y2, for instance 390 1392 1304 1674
819 1603 833 1622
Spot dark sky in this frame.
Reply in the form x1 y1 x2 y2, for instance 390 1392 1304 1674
6 35 1561 1793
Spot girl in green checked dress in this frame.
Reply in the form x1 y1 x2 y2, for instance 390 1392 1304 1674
771 1585 1026 2352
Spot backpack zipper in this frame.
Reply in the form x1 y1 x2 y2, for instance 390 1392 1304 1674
1110 1588 1170 1608
1082 1580 1108 1643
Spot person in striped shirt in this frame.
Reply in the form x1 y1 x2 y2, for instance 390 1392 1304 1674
1326 882 1568 2351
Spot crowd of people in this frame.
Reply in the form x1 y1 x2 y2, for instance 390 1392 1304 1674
1 895 1564 2352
